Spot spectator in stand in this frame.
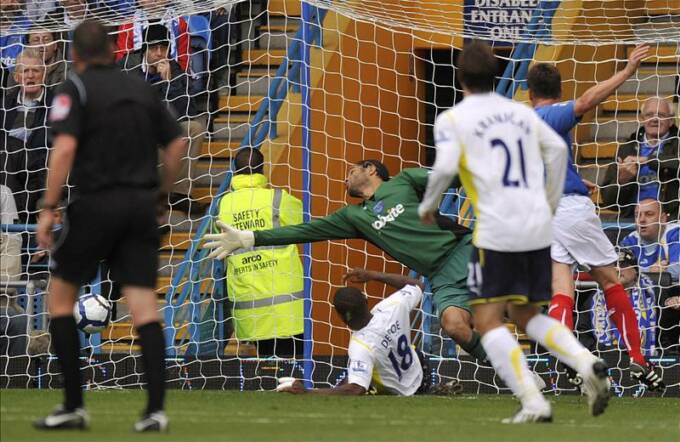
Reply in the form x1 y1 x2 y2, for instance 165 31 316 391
115 0 190 72
602 97 679 220
120 24 193 117
120 24 205 214
0 48 52 221
7 27 68 89
620 198 680 281
27 27 67 87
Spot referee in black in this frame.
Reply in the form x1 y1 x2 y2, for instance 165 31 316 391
35 20 186 432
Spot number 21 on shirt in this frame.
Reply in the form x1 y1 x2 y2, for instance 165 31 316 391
491 138 528 188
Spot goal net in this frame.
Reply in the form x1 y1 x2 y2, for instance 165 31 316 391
1 0 678 395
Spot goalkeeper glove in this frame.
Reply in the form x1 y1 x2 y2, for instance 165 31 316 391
202 220 255 260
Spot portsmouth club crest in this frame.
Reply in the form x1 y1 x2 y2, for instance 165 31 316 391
373 200 385 215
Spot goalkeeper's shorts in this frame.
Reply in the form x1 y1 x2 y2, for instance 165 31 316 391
51 188 159 289
429 235 473 318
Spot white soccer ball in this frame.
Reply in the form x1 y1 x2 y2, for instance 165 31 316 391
74 293 112 334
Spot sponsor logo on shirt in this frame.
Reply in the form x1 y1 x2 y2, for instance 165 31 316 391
373 201 385 214
350 360 368 372
371 204 405 230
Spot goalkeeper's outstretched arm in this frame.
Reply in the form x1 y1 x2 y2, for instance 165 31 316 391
202 208 360 259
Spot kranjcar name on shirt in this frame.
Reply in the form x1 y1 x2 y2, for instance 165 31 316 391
473 111 532 138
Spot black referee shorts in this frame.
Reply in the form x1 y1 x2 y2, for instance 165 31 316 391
50 189 159 289
467 246 552 306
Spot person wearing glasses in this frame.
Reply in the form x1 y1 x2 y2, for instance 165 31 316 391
602 97 679 220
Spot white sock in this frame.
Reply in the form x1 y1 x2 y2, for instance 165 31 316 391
525 314 595 374
481 326 549 413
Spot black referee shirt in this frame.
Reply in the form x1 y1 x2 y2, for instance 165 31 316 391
49 64 182 194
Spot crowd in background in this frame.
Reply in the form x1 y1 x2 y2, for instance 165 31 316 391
1 0 257 222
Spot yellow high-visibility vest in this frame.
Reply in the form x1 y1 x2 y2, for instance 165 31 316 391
218 173 304 341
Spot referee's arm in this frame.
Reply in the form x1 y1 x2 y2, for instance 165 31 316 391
37 133 77 248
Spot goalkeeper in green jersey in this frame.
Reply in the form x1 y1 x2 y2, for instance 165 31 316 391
202 160 487 361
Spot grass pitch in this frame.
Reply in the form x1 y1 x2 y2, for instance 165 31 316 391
1 389 679 442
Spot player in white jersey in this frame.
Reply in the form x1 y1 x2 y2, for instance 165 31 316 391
418 41 610 423
342 274 424 396
277 269 434 396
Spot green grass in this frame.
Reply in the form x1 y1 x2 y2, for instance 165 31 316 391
1 390 679 442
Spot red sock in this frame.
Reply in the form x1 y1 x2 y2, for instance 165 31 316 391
604 284 646 366
548 294 575 330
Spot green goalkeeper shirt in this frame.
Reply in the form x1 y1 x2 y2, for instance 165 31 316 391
254 168 471 277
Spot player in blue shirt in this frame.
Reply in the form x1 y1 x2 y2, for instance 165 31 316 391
527 44 664 390
621 198 680 281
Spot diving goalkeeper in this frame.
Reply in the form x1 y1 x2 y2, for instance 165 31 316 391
203 161 487 361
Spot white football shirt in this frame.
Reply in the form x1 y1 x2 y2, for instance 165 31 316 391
419 92 568 252
346 284 423 396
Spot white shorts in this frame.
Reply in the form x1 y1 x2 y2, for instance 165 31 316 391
551 195 617 267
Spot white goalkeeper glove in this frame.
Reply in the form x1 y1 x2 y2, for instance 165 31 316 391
201 220 255 260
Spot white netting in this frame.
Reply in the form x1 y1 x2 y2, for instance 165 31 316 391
1 1 679 394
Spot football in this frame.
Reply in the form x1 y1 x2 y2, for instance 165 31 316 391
74 293 112 334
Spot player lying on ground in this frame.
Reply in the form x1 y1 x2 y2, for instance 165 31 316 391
527 44 664 390
419 40 611 423
203 162 490 363
277 268 461 396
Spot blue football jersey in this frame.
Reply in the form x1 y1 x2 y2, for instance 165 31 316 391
535 101 589 196
621 223 680 280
